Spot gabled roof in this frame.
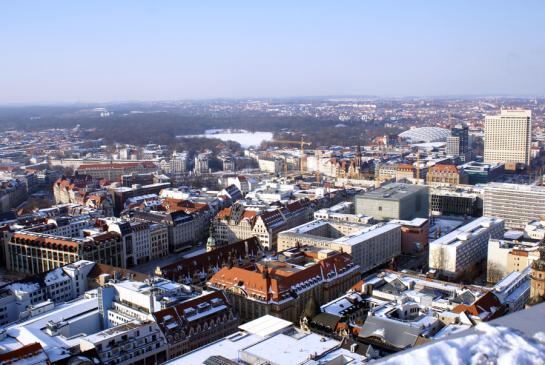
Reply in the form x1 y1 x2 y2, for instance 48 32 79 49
160 237 262 281
358 316 424 350
452 291 507 320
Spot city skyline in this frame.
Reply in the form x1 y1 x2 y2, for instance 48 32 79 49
1 0 545 103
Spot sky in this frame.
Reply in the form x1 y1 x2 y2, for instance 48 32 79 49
1 0 544 103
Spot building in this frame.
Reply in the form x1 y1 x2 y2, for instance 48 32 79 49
194 152 210 175
426 164 468 186
430 185 483 217
128 197 214 253
212 200 313 250
153 290 238 359
0 179 28 213
355 183 429 220
169 151 189 174
528 246 545 305
0 268 196 364
79 320 168 365
110 182 171 215
121 172 170 187
150 223 169 260
460 161 504 185
483 183 545 230
398 127 450 143
156 237 264 285
491 267 532 312
484 109 532 169
487 234 541 283
390 218 429 254
207 247 360 323
76 161 158 182
4 230 126 274
257 157 284 174
0 260 97 326
317 270 516 359
166 315 371 364
429 216 505 280
313 201 373 224
278 220 401 273
446 123 470 161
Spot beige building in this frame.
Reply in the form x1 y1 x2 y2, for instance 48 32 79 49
278 220 401 273
149 223 169 260
484 109 531 168
487 238 541 283
5 231 126 274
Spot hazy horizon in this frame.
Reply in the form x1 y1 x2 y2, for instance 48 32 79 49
2 0 545 104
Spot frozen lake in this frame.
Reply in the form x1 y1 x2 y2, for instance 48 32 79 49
181 129 273 148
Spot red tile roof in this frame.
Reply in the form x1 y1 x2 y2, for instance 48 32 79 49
159 237 263 282
0 343 46 363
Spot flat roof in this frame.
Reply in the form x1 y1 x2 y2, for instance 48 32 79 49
238 315 292 337
430 216 503 247
358 183 427 201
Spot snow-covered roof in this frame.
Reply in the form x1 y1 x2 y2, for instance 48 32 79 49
379 323 545 365
238 314 292 337
399 127 450 143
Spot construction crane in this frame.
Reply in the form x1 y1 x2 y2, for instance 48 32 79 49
415 148 421 185
267 137 311 175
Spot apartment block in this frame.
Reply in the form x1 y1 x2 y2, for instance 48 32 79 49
429 216 505 279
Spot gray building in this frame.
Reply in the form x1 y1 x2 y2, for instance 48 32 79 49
484 183 545 230
430 186 483 217
355 183 429 220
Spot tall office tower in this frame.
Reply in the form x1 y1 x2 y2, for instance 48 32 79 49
484 109 532 169
446 123 470 161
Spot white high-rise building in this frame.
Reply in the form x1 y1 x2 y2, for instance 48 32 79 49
484 109 531 168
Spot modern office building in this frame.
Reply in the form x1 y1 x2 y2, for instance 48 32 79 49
484 109 532 169
430 186 483 217
483 183 545 230
429 216 504 279
461 161 505 185
355 182 429 220
446 123 470 161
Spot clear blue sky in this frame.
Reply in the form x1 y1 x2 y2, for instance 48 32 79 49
1 0 544 103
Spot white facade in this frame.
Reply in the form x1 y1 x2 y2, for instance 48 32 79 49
80 321 168 365
484 109 531 167
257 157 284 174
483 183 545 230
429 216 505 279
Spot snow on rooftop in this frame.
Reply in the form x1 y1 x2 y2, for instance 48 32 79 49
242 331 343 365
8 282 40 293
168 331 262 364
238 315 292 337
3 296 99 362
44 268 68 286
381 323 545 365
